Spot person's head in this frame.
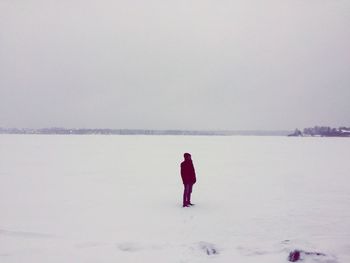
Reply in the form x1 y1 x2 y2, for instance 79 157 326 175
184 153 191 160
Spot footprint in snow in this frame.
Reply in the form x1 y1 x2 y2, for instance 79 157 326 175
117 242 143 252
198 241 219 255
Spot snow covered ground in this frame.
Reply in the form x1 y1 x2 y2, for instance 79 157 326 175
0 135 349 263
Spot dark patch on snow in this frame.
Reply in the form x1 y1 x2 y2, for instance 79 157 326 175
288 250 301 262
118 242 142 252
305 251 327 257
288 249 335 262
199 242 218 255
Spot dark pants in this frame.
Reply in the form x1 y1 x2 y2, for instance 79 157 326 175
183 184 193 205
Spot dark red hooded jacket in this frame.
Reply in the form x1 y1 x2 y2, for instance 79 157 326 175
181 160 196 185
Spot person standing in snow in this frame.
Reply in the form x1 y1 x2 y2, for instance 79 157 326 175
180 153 196 207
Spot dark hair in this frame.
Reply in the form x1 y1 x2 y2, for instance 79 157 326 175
184 153 191 158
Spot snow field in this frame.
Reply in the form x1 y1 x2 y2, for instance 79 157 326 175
0 135 349 262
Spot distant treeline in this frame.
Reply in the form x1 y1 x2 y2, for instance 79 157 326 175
0 127 290 136
289 126 350 137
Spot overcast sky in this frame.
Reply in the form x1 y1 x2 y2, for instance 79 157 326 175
0 0 349 130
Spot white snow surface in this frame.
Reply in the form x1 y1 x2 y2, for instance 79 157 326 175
0 135 349 263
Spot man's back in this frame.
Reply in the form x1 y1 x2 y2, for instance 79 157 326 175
181 159 196 184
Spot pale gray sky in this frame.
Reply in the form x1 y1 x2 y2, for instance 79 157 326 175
1 0 349 130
